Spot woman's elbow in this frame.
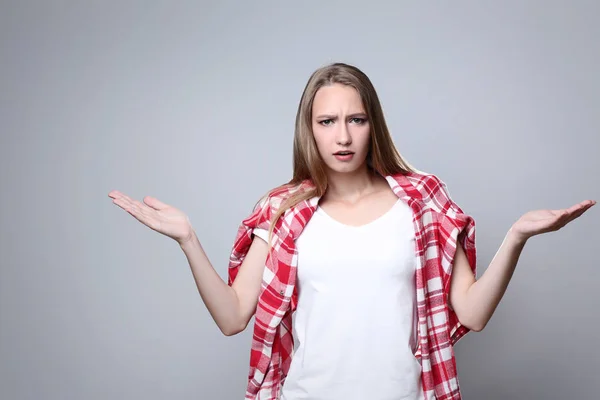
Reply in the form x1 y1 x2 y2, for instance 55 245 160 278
221 320 248 336
462 317 487 332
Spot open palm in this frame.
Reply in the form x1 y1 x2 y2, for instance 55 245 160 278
108 190 193 244
511 199 596 241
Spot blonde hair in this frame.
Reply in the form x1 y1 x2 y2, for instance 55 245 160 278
263 62 417 240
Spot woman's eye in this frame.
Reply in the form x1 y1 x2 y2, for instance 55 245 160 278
319 118 365 126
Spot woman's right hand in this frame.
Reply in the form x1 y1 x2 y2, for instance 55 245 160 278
108 190 194 245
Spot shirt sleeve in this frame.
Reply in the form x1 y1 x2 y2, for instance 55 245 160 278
431 175 477 343
252 227 269 243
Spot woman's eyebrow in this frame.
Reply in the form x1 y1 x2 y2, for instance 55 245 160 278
315 112 367 119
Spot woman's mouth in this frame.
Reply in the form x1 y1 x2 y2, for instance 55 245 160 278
333 151 355 161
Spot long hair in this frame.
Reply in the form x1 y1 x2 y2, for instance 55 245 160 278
264 62 418 239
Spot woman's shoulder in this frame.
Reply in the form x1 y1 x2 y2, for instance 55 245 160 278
389 169 446 189
252 180 314 215
387 170 460 213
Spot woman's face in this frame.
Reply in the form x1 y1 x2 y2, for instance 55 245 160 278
311 83 371 174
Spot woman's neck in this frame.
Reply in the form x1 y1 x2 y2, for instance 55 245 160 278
323 166 385 204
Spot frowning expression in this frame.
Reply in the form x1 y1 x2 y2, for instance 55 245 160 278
311 83 370 174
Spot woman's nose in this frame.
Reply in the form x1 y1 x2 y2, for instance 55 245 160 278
336 124 352 145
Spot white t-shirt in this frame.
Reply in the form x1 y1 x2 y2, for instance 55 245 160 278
253 199 424 400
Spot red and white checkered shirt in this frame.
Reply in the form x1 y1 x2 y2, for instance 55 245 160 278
228 171 477 400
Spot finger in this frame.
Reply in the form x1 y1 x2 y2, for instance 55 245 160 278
112 196 144 213
565 202 585 214
558 201 590 217
112 197 137 214
555 206 592 230
573 200 595 210
110 192 135 207
129 199 156 217
565 203 594 223
112 196 127 210
117 194 153 214
143 196 169 210
108 190 126 200
567 201 594 215
114 198 159 228
118 192 136 203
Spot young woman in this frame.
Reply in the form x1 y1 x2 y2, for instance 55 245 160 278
108 63 595 400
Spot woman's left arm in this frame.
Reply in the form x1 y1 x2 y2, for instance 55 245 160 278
449 199 596 332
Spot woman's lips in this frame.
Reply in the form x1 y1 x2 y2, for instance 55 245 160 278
333 152 354 161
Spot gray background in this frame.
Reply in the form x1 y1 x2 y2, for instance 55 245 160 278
1 1 599 399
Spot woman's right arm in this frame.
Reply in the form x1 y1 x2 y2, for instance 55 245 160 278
179 231 268 336
108 190 268 336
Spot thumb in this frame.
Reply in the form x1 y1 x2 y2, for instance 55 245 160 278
143 196 169 210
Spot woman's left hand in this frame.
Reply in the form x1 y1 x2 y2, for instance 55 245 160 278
510 199 596 243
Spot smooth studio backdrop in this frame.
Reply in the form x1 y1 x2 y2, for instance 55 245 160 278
1 1 599 399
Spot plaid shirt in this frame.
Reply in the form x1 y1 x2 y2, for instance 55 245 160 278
227 171 477 400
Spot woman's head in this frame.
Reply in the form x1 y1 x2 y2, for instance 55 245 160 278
310 82 371 176
290 62 415 193
264 62 417 239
